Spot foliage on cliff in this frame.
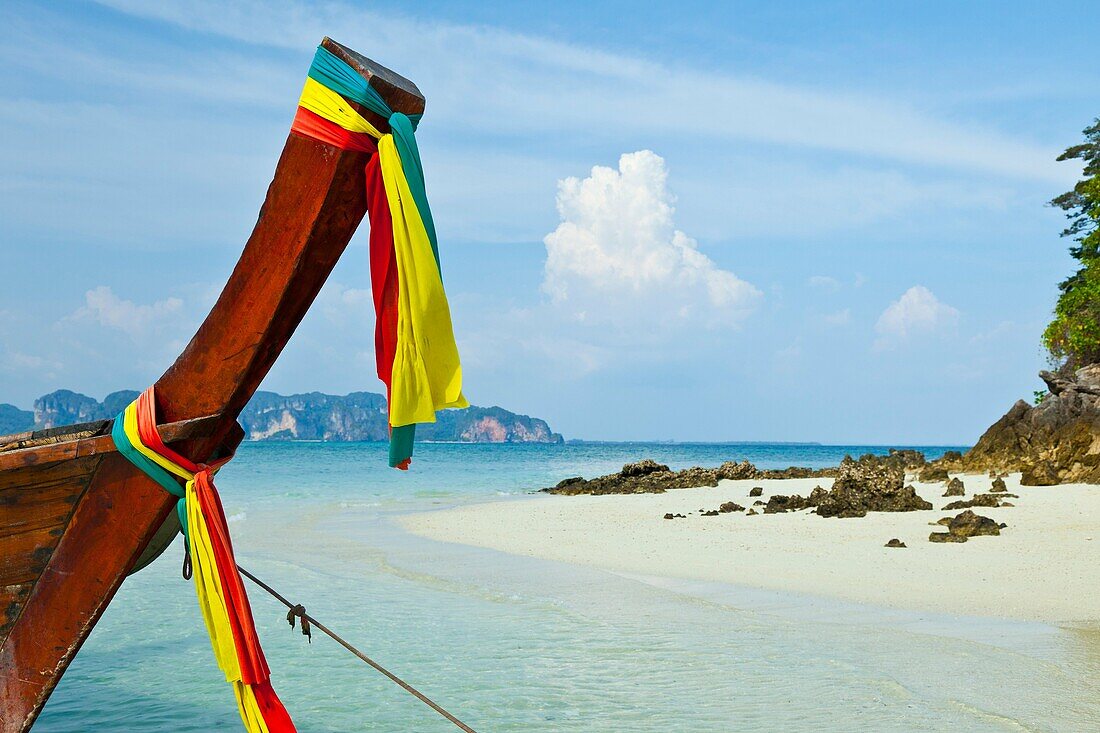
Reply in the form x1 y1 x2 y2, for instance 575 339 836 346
1044 119 1100 367
1044 264 1100 366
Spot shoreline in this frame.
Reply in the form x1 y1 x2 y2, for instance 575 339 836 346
400 472 1100 624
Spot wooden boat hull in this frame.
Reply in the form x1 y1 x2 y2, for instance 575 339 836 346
0 39 424 732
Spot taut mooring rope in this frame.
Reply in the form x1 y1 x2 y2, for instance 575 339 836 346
236 565 480 733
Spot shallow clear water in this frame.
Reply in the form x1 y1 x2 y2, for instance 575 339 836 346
35 442 1100 732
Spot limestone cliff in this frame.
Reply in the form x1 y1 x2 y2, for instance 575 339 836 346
32 389 139 429
239 391 563 443
240 391 390 441
949 365 1100 484
3 388 563 444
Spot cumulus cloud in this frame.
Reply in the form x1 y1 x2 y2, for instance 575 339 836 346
71 286 184 339
543 151 760 329
874 285 959 348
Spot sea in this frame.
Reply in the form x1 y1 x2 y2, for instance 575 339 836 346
35 442 1100 732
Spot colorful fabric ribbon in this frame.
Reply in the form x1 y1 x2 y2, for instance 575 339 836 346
112 388 296 733
291 45 467 469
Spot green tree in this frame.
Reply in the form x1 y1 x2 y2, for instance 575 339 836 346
1043 119 1100 367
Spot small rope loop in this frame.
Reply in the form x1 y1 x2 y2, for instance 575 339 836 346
181 546 192 580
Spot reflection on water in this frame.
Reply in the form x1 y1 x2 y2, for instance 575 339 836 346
36 442 1100 732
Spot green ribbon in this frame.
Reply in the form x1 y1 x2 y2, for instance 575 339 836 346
111 411 189 538
309 45 455 468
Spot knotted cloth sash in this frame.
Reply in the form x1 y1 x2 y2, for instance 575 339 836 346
112 388 296 733
291 45 467 469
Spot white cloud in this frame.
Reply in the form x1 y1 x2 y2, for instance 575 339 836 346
874 285 959 348
809 275 841 292
70 286 184 339
88 1 1067 184
970 320 1016 345
543 151 760 328
821 309 852 326
0 350 61 376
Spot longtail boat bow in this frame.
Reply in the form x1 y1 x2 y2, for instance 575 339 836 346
0 39 464 732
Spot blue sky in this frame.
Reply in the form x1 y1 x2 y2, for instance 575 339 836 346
0 0 1095 443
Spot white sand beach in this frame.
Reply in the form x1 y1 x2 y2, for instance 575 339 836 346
401 473 1100 623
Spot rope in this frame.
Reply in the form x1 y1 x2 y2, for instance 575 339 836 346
236 565 479 733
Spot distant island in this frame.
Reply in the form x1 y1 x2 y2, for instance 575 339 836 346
0 389 564 444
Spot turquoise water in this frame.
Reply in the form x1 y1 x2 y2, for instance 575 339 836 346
35 442 1100 732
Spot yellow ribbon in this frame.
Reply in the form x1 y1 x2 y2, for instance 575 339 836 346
378 135 468 425
298 77 384 138
124 404 258 727
298 74 467 429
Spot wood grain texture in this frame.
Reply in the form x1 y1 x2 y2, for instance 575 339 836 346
0 42 425 732
0 414 221 472
0 422 108 455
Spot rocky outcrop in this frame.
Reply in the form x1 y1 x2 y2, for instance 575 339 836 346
549 460 725 495
929 510 1003 543
918 465 949 482
759 466 839 479
548 453 936 515
1021 461 1060 486
546 459 835 496
727 454 934 518
885 538 906 548
888 449 929 470
815 455 933 518
718 460 758 480
957 365 1100 484
763 488 825 514
942 493 1016 510
942 477 965 497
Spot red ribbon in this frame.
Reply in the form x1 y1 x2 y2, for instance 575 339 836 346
134 387 294 731
290 107 378 153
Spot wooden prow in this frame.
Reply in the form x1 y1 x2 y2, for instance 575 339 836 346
0 39 424 732
157 37 424 453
